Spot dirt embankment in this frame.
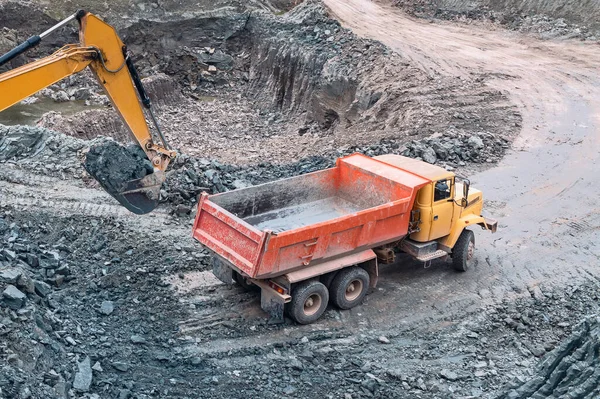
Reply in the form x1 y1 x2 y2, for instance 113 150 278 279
395 0 600 39
0 3 76 72
1 1 520 169
0 0 300 71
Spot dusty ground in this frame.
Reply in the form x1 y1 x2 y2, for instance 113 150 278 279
1 0 600 398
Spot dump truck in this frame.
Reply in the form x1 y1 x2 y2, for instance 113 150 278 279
193 153 497 324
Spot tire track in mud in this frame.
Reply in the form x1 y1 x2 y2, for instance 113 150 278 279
0 173 130 218
0 165 185 235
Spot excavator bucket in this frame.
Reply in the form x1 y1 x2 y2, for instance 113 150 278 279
83 141 167 215
96 171 166 215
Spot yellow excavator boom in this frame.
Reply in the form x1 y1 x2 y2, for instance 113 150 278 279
0 45 94 110
0 11 176 214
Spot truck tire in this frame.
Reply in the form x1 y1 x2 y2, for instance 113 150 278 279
452 229 475 272
320 270 339 290
330 266 370 310
289 280 329 324
233 271 258 292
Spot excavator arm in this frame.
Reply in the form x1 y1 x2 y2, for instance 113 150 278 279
0 11 176 214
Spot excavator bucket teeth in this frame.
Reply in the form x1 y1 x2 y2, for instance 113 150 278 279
85 166 166 215
113 172 166 215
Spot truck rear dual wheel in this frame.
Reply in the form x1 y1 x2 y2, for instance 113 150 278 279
289 267 370 324
330 266 370 310
289 280 329 325
453 229 475 272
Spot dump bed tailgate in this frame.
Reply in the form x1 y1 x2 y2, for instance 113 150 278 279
192 196 266 276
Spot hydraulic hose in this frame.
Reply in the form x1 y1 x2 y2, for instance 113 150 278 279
0 10 85 67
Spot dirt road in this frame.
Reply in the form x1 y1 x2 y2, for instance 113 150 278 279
322 0 600 314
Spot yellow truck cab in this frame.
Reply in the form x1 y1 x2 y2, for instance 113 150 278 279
374 154 497 271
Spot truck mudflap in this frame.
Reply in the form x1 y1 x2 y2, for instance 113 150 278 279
480 217 498 233
212 255 233 284
252 279 291 324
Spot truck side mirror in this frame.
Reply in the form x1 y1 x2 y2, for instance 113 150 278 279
462 179 470 207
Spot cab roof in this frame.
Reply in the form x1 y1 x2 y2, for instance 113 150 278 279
373 154 454 181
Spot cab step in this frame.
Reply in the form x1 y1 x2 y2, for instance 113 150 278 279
415 249 448 262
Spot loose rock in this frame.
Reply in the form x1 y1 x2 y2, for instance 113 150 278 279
440 369 459 381
3 284 26 309
99 301 114 315
72 356 93 392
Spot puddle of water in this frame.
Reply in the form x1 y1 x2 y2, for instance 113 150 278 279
0 97 100 126
191 95 217 103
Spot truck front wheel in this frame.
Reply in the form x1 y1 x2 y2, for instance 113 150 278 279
452 229 475 272
330 266 370 310
289 280 329 324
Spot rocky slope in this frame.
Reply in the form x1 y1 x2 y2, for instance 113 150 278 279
394 0 600 40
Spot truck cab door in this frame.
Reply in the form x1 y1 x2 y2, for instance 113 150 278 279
429 178 454 240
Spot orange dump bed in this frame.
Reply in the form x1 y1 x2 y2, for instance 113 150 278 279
192 154 430 279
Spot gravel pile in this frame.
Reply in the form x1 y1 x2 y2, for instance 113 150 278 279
0 210 200 398
1 123 512 215
402 130 511 168
0 125 48 161
0 125 88 178
0 214 76 398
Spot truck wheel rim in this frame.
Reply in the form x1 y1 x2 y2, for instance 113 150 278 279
304 294 322 316
467 241 475 261
345 279 363 301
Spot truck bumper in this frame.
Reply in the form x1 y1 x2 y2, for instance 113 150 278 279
481 217 498 233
